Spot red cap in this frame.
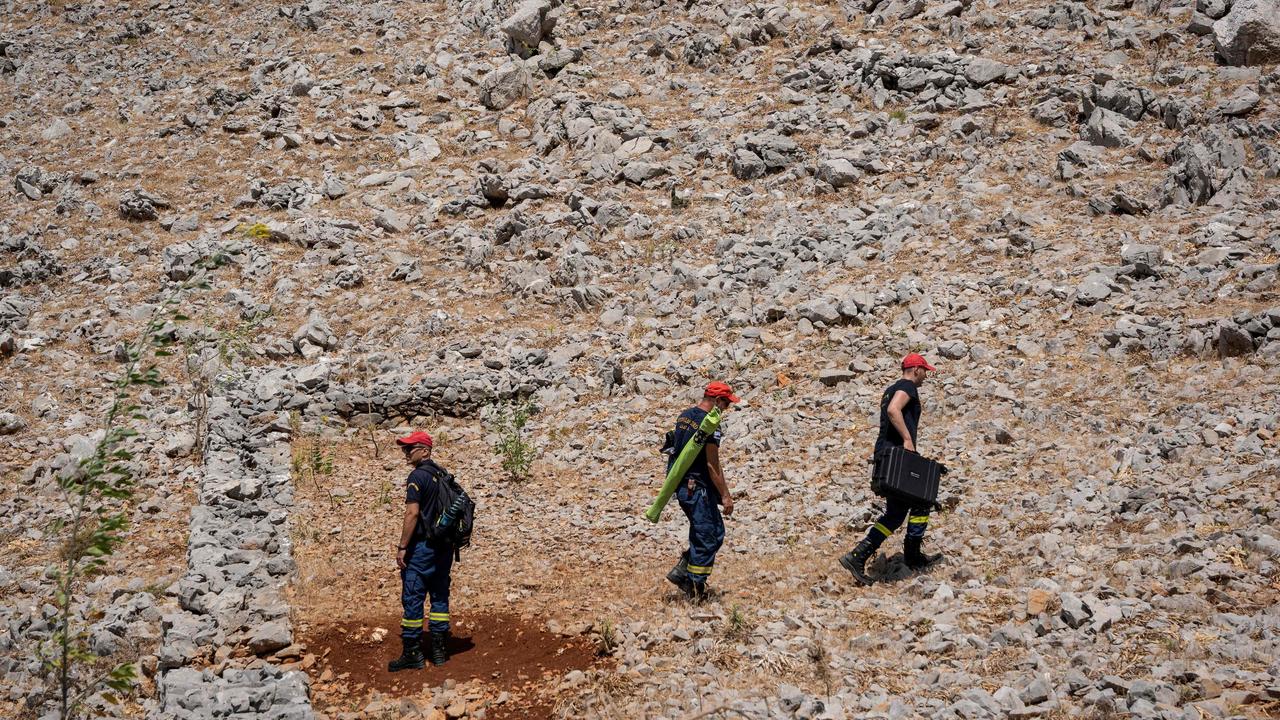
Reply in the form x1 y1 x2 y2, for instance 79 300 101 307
395 431 434 448
901 353 936 371
704 381 741 403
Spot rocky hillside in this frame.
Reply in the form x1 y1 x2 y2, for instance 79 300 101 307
2 0 1278 718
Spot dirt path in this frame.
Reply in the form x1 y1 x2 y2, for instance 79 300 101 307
300 611 602 719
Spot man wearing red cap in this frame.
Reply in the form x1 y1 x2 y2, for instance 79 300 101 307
388 431 455 670
665 381 740 601
840 354 943 585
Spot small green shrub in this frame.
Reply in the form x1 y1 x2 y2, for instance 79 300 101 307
489 400 537 482
724 604 754 641
596 619 619 656
41 279 205 719
291 441 334 483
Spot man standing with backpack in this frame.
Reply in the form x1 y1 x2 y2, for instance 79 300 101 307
665 381 740 601
840 354 944 585
389 431 460 671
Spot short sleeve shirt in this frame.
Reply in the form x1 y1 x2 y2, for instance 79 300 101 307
405 461 442 538
405 463 434 504
666 407 723 489
876 379 920 453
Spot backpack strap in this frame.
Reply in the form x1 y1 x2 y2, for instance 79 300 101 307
419 461 453 494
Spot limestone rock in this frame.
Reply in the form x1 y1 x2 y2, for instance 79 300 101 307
501 0 559 48
816 158 858 188
1213 0 1280 65
480 61 532 111
248 621 292 655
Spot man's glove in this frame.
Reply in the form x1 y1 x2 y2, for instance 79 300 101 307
939 463 950 475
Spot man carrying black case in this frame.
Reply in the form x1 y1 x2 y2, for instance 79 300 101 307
840 354 945 585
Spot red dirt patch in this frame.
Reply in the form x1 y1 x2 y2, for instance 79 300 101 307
300 611 605 719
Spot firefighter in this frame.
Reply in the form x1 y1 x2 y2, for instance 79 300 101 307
665 381 739 601
388 431 454 670
840 354 944 585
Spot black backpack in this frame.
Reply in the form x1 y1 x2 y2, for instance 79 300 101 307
417 462 475 555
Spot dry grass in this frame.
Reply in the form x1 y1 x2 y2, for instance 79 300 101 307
2 0 1277 716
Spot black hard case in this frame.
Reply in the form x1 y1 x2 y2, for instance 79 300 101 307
871 447 943 507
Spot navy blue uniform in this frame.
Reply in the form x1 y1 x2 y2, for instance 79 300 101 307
401 461 453 640
867 380 931 549
669 408 724 585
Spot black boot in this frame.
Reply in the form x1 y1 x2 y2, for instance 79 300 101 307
427 631 449 666
689 581 709 603
388 636 425 672
904 536 943 570
839 538 877 586
419 629 450 654
666 552 694 598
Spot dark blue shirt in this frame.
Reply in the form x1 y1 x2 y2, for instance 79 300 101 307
405 460 444 539
666 407 723 490
876 379 920 453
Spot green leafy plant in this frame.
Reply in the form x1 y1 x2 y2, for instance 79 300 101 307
40 281 202 719
724 604 754 641
291 440 335 481
489 400 538 482
309 444 334 476
595 619 619 656
291 437 337 505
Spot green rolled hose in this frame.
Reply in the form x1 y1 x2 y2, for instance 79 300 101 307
644 408 722 523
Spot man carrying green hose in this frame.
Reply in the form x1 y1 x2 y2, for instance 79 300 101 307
665 381 740 601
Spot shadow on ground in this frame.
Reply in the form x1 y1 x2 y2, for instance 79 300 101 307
299 610 606 719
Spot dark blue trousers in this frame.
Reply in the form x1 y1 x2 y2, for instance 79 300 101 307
864 496 932 552
866 449 932 550
400 539 452 639
676 483 725 585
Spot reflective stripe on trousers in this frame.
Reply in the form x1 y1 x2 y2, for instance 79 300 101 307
400 539 453 639
676 483 724 585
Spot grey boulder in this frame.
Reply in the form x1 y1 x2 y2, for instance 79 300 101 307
964 58 1010 86
731 149 767 180
1213 0 1280 65
818 368 856 386
1075 273 1114 305
479 61 532 111
292 314 337 358
1217 323 1254 357
374 209 409 234
1083 108 1134 148
248 621 292 655
1218 86 1261 116
1120 243 1165 276
0 411 26 435
501 0 559 48
816 158 858 188
119 189 170 221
